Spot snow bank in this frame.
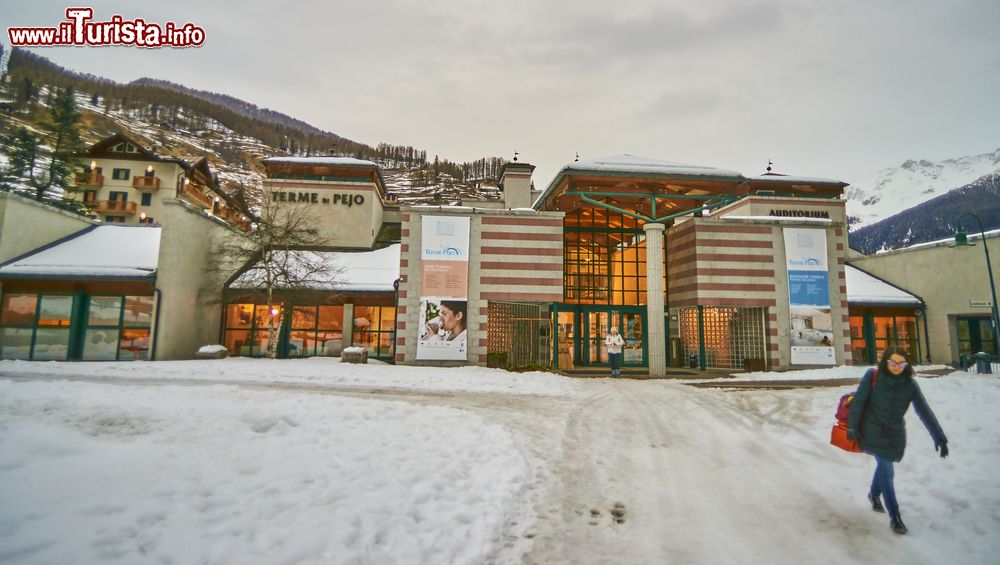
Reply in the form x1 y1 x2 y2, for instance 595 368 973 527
0 380 531 564
0 357 581 397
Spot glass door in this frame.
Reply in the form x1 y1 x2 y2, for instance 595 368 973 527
621 311 644 365
557 311 577 370
587 311 609 364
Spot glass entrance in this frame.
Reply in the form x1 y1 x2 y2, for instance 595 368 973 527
553 306 645 368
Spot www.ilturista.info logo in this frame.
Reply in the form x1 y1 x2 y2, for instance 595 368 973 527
8 8 205 48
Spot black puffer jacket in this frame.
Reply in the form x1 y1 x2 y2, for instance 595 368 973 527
847 368 947 462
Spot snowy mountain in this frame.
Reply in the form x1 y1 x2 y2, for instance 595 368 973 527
848 173 1000 254
846 148 1000 229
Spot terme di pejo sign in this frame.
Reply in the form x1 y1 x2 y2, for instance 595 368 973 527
272 191 365 207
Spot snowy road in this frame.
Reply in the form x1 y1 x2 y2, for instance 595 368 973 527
1 362 997 564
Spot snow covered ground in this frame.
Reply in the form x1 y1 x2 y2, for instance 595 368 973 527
0 360 997 564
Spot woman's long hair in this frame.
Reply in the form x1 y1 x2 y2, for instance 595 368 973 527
878 346 914 378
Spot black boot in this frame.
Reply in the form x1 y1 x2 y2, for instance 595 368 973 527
868 492 885 513
890 516 908 535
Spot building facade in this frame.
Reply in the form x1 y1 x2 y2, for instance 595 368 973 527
75 133 248 230
5 145 983 372
849 231 1000 366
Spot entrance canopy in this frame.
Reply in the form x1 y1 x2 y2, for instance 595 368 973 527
535 155 848 226
534 155 749 224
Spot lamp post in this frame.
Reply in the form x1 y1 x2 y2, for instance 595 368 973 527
953 212 1000 360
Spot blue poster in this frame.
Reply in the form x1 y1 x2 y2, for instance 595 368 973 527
787 270 830 307
784 228 835 365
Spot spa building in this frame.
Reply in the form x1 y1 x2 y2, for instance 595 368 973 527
1 136 995 373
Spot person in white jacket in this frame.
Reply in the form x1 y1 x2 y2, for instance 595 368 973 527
605 326 625 377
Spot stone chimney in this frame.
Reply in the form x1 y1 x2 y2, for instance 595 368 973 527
498 161 536 208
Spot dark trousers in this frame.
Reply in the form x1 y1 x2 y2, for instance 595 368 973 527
871 455 900 518
609 352 622 373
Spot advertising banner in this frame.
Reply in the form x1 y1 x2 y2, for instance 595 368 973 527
784 228 835 365
417 216 470 360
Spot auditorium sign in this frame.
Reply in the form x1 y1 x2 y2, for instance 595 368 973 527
769 209 829 219
272 191 365 207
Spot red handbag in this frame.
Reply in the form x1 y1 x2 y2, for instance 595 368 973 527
830 422 861 452
830 370 878 453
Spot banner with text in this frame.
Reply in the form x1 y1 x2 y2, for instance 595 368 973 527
784 227 835 365
417 216 470 361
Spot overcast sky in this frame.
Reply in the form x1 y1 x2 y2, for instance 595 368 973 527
7 0 1000 188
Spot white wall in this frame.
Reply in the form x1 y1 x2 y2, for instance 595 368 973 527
0 192 93 263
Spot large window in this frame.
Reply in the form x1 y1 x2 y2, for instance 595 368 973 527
957 316 996 359
83 296 153 361
849 316 868 365
352 305 395 360
849 312 921 365
563 209 663 305
224 303 281 357
224 303 344 357
0 294 43 360
0 293 152 361
289 305 344 357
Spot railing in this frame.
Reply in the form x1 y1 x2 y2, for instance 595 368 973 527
75 172 104 188
132 176 161 190
178 183 214 209
211 204 251 232
93 200 138 215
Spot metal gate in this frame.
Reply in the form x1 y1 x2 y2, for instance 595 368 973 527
487 302 552 369
679 306 767 370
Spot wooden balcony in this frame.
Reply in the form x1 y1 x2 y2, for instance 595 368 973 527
132 176 161 190
216 206 252 232
75 172 104 188
93 200 138 215
178 183 214 209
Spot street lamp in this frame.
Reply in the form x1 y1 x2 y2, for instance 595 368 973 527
952 212 1000 361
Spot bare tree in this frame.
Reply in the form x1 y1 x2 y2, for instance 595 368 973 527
215 188 341 358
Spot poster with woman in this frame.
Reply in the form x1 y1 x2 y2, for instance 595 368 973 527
417 216 470 360
418 298 468 358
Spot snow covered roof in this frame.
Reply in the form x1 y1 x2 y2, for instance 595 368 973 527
563 154 745 180
534 154 748 209
752 172 847 185
263 157 378 168
845 264 922 306
874 227 1000 255
0 225 161 279
230 244 400 292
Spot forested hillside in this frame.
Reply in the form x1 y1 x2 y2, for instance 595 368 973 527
0 47 505 204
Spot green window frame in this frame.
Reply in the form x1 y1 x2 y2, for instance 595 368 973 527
352 305 396 360
562 208 664 306
0 292 152 361
82 295 154 361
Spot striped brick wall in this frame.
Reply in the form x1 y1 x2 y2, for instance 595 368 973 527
667 221 779 309
668 211 851 370
477 216 564 303
396 208 565 366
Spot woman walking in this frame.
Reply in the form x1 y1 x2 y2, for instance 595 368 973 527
847 347 949 534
